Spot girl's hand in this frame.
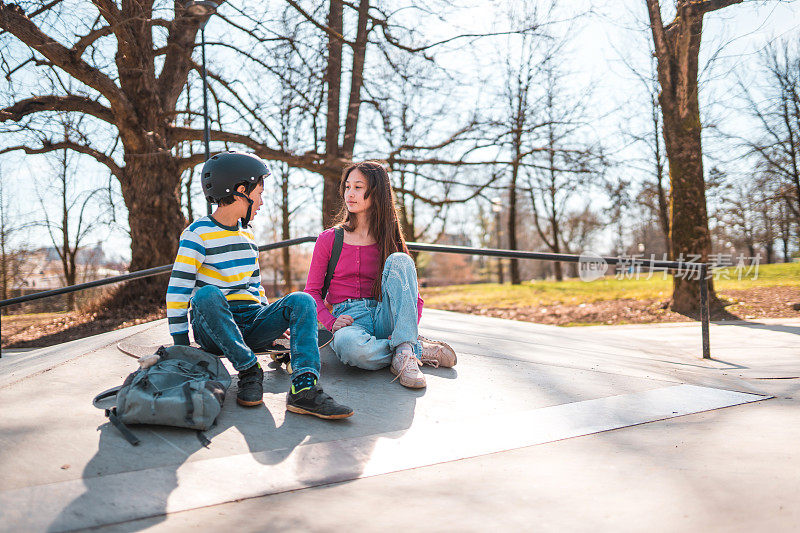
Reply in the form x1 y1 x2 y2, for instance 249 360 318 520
281 328 290 340
332 314 354 333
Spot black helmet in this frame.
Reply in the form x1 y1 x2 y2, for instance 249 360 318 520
201 151 270 227
201 151 271 204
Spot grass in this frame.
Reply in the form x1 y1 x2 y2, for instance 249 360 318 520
422 262 800 309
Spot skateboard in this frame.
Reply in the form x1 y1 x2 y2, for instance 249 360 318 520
261 329 333 374
116 329 334 374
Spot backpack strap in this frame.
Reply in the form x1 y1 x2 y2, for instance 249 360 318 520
106 407 141 446
93 385 140 445
182 382 195 425
196 431 212 448
321 227 344 300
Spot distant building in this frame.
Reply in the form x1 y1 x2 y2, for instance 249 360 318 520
16 244 126 290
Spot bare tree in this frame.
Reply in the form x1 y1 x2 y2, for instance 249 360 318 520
526 60 604 281
644 0 746 313
738 40 800 230
721 177 760 258
369 51 476 245
605 178 633 255
0 166 30 308
618 48 670 252
776 197 795 262
484 3 602 284
1 1 536 309
498 30 542 285
33 119 109 310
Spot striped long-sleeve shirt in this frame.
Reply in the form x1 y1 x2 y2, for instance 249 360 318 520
166 216 266 344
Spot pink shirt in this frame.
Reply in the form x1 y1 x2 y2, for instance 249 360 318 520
305 228 424 330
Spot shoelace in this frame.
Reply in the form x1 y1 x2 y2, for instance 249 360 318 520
418 338 442 367
391 352 420 382
420 355 440 368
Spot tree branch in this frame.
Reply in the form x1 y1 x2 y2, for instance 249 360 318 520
168 126 330 174
645 0 671 87
72 24 112 57
177 153 206 174
694 0 743 14
284 0 352 45
0 3 131 115
157 8 206 112
0 142 123 180
341 0 369 156
0 95 114 124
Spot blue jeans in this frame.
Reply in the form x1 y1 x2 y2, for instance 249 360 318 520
190 286 320 377
331 252 421 370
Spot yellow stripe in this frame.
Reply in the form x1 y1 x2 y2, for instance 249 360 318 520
197 265 252 283
226 293 260 302
166 301 189 310
199 229 254 242
175 255 202 269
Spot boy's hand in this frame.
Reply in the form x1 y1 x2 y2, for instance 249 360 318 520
332 314 354 333
281 328 290 340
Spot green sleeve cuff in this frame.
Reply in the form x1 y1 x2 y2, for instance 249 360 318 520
172 332 190 346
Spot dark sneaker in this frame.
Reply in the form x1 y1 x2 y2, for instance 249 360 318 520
286 385 354 420
236 363 264 406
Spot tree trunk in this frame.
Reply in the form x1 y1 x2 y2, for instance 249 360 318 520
552 230 563 281
281 170 292 292
117 148 185 304
508 153 521 285
322 175 342 228
645 0 737 314
65 254 76 311
322 0 344 228
662 112 714 313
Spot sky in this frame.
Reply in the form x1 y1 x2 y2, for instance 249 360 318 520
1 0 799 261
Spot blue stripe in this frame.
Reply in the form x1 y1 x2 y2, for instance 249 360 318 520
166 286 194 295
207 258 257 270
188 219 217 231
178 238 205 254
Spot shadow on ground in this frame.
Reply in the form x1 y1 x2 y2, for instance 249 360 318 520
47 347 430 532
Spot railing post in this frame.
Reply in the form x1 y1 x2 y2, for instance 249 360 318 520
699 263 711 359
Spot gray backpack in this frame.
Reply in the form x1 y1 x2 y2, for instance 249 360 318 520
93 345 231 446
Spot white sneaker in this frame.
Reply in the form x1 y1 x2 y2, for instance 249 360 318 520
418 335 457 368
390 350 426 388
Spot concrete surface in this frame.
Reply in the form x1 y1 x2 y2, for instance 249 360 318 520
0 310 798 532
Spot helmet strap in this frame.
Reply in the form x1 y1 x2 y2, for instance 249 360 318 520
232 191 254 228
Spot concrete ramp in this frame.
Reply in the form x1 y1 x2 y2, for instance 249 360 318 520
1 311 795 532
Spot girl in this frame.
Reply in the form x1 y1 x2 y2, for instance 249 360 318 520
305 161 456 388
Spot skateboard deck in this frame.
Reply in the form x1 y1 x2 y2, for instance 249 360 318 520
261 329 333 355
261 329 333 374
116 329 334 375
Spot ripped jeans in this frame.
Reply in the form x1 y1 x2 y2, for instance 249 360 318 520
331 252 421 370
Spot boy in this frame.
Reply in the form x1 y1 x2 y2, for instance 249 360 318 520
166 151 353 419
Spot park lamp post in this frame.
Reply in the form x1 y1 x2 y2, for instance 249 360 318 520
182 0 221 214
491 197 504 284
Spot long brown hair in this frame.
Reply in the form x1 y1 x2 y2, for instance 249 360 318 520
334 160 410 300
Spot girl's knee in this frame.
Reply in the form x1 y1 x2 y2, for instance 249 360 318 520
333 328 387 370
386 252 414 269
332 326 361 353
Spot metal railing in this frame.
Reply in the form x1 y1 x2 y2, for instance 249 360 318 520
0 236 712 359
